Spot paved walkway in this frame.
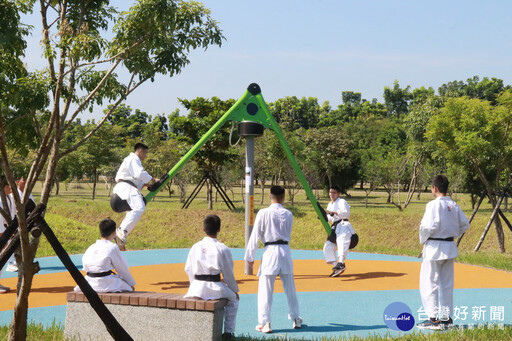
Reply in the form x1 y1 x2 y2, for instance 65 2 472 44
1 249 511 339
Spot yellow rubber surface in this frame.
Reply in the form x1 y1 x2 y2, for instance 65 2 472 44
1 259 511 311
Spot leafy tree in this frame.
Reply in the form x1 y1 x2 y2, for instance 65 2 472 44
402 95 444 208
318 93 386 127
426 92 512 252
77 123 124 199
383 80 413 116
168 97 237 209
438 76 510 104
269 96 321 131
0 1 223 338
302 126 359 194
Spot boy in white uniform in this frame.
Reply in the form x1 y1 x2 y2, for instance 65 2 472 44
112 142 153 250
416 175 469 330
0 208 9 293
75 218 135 293
323 185 355 277
184 214 239 339
244 186 302 333
0 177 18 293
5 177 35 272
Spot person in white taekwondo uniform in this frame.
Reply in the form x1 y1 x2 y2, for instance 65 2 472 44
4 177 35 272
113 142 152 250
184 215 239 339
244 186 302 334
0 177 35 293
416 175 469 330
75 218 135 293
323 185 355 277
0 178 14 293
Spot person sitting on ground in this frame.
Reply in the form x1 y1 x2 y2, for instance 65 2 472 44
74 218 135 293
184 214 239 339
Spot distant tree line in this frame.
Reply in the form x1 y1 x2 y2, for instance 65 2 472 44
7 76 512 250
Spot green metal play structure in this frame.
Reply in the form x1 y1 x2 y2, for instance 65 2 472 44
145 83 331 235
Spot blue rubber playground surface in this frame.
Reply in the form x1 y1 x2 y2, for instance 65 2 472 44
1 249 511 339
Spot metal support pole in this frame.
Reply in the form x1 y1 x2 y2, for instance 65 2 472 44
244 136 255 275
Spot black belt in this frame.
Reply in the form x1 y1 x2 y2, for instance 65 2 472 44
264 240 288 246
194 274 221 282
119 179 138 189
86 270 115 278
332 219 349 226
427 237 454 242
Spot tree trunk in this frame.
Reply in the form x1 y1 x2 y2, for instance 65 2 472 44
167 183 172 198
403 159 421 209
54 178 60 196
474 160 505 252
9 136 61 340
8 256 37 341
208 181 213 210
92 168 97 200
240 180 244 204
260 179 265 204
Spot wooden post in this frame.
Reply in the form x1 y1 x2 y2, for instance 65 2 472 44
457 191 485 246
475 194 505 252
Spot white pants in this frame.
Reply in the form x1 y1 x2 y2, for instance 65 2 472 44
258 274 300 324
7 253 16 266
323 232 352 264
185 281 239 333
224 297 239 333
420 258 454 319
118 191 145 234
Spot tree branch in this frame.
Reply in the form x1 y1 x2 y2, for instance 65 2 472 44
59 76 147 158
63 58 122 132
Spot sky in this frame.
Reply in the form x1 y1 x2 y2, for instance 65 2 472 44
21 0 512 121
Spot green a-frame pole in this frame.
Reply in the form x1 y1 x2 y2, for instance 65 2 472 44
145 83 331 235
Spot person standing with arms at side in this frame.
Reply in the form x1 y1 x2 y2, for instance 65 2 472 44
416 175 469 330
244 185 302 334
112 143 152 250
322 185 355 277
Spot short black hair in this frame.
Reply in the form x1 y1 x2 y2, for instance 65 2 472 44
99 218 117 237
330 185 341 193
433 175 449 194
203 214 221 236
270 185 285 200
134 142 149 152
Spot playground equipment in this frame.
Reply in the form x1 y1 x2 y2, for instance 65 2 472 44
145 83 332 272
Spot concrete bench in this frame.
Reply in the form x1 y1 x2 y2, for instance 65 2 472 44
64 291 228 341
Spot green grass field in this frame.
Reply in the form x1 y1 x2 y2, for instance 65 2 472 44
4 182 512 340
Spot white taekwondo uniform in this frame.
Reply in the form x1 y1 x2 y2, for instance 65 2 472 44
419 196 469 319
1 189 34 273
184 236 239 333
244 203 300 325
0 195 12 279
113 152 152 234
323 197 354 264
74 240 135 293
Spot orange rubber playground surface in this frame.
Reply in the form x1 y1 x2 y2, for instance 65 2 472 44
1 249 512 338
